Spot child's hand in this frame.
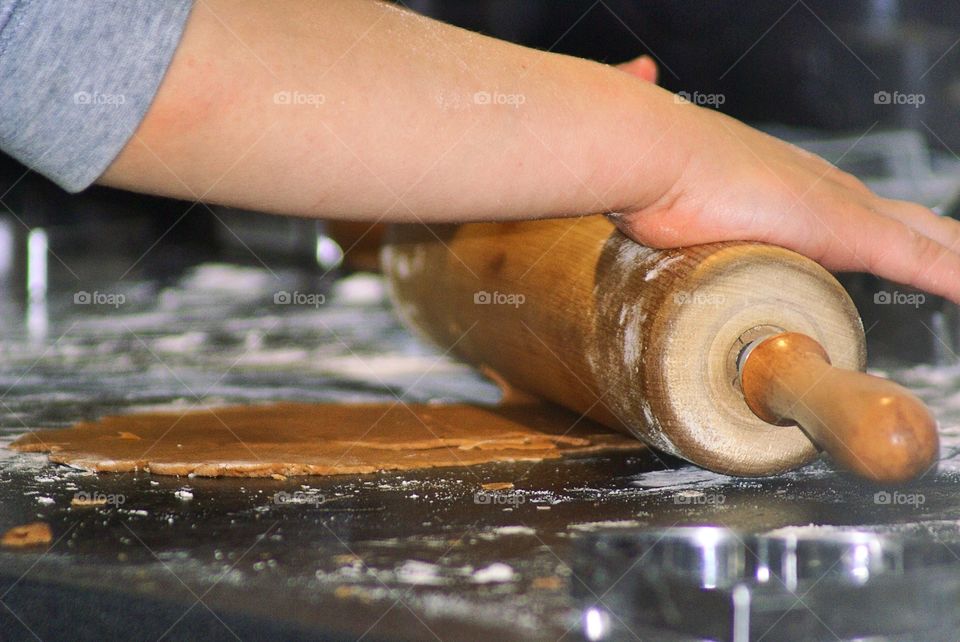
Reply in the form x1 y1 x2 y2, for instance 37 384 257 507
613 104 960 303
597 56 957 302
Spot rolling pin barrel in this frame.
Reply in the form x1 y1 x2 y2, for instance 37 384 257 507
381 217 894 477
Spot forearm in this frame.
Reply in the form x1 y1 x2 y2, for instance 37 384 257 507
100 0 686 222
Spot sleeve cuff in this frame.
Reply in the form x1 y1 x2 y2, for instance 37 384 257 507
0 0 195 192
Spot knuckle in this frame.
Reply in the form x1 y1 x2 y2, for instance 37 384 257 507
838 171 872 195
904 228 943 278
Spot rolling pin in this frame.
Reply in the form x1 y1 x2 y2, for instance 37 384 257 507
380 216 938 483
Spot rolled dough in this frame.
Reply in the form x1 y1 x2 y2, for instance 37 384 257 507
10 402 643 477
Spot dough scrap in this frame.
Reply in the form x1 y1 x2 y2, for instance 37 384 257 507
10 402 643 478
1 522 53 548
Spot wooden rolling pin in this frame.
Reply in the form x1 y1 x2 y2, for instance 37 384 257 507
380 216 938 482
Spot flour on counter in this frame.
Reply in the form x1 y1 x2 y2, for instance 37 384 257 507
394 560 448 586
630 467 730 489
568 520 644 532
471 563 515 583
490 525 536 536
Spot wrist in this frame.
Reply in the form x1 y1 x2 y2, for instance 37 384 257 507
571 61 694 216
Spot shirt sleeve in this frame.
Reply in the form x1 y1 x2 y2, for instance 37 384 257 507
0 0 194 192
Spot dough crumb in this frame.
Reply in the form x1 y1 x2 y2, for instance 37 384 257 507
1 522 53 548
481 482 514 491
531 576 563 590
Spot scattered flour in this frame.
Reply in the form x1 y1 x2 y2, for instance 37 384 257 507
630 467 729 489
395 560 445 586
568 520 643 532
332 273 385 305
490 525 536 536
643 254 683 282
471 563 515 583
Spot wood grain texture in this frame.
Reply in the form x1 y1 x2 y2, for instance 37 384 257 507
382 216 866 476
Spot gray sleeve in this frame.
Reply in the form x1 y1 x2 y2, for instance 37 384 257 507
0 0 194 192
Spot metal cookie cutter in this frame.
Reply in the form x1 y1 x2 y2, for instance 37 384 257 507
574 526 960 641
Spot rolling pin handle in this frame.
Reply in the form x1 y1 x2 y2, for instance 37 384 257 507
739 332 939 483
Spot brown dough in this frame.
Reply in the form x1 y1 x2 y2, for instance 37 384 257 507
10 402 643 477
480 482 515 491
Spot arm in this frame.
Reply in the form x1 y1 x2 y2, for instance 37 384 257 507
100 0 960 303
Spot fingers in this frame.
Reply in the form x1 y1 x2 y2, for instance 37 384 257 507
615 194 960 305
773 196 960 304
609 101 960 304
854 213 960 304
616 55 658 84
877 198 960 255
763 185 960 303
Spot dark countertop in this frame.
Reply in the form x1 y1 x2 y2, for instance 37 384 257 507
2 262 960 641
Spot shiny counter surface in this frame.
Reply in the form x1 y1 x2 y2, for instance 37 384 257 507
1 262 960 640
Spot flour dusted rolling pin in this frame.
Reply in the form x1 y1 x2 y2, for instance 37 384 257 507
381 216 938 483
